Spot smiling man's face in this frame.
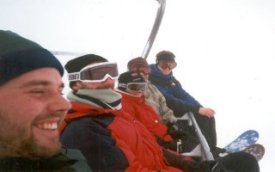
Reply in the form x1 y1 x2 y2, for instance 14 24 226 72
0 68 71 159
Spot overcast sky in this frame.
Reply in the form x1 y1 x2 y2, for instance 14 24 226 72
1 0 275 171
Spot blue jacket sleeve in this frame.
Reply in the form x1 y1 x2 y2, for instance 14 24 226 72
154 82 202 116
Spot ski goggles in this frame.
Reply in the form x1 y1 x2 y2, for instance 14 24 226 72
126 82 147 92
68 62 118 83
158 60 177 70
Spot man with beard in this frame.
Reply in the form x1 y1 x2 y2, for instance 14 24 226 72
0 30 91 171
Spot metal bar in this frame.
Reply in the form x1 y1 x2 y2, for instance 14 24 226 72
188 112 215 161
141 0 166 59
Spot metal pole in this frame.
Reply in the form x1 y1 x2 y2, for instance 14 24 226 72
141 0 166 59
188 112 215 161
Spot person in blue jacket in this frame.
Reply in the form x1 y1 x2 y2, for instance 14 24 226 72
149 50 222 158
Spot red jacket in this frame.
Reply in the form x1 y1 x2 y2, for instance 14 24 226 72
60 102 181 172
119 91 173 142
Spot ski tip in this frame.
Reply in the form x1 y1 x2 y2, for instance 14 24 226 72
240 130 259 140
245 129 259 135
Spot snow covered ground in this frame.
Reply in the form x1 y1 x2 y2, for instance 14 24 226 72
1 0 275 171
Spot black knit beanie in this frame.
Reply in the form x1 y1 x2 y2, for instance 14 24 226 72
65 54 107 73
156 50 175 63
118 71 145 91
0 30 64 85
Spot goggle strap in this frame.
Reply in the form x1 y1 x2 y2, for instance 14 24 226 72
118 83 127 89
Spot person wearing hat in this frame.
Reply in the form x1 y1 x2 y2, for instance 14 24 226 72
0 30 91 171
127 57 177 124
148 51 260 172
60 54 186 171
117 71 177 150
149 50 223 157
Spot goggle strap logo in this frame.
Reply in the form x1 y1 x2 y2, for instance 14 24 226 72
68 72 80 81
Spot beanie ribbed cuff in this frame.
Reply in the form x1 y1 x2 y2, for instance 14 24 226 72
0 48 63 85
0 30 64 85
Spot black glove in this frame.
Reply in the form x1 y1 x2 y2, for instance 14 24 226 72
167 120 189 139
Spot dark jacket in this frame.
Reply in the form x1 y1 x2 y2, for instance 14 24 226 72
60 102 128 172
149 64 202 116
0 148 92 172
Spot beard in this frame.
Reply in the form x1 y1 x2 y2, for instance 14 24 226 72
0 111 62 159
0 128 62 159
18 134 62 159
